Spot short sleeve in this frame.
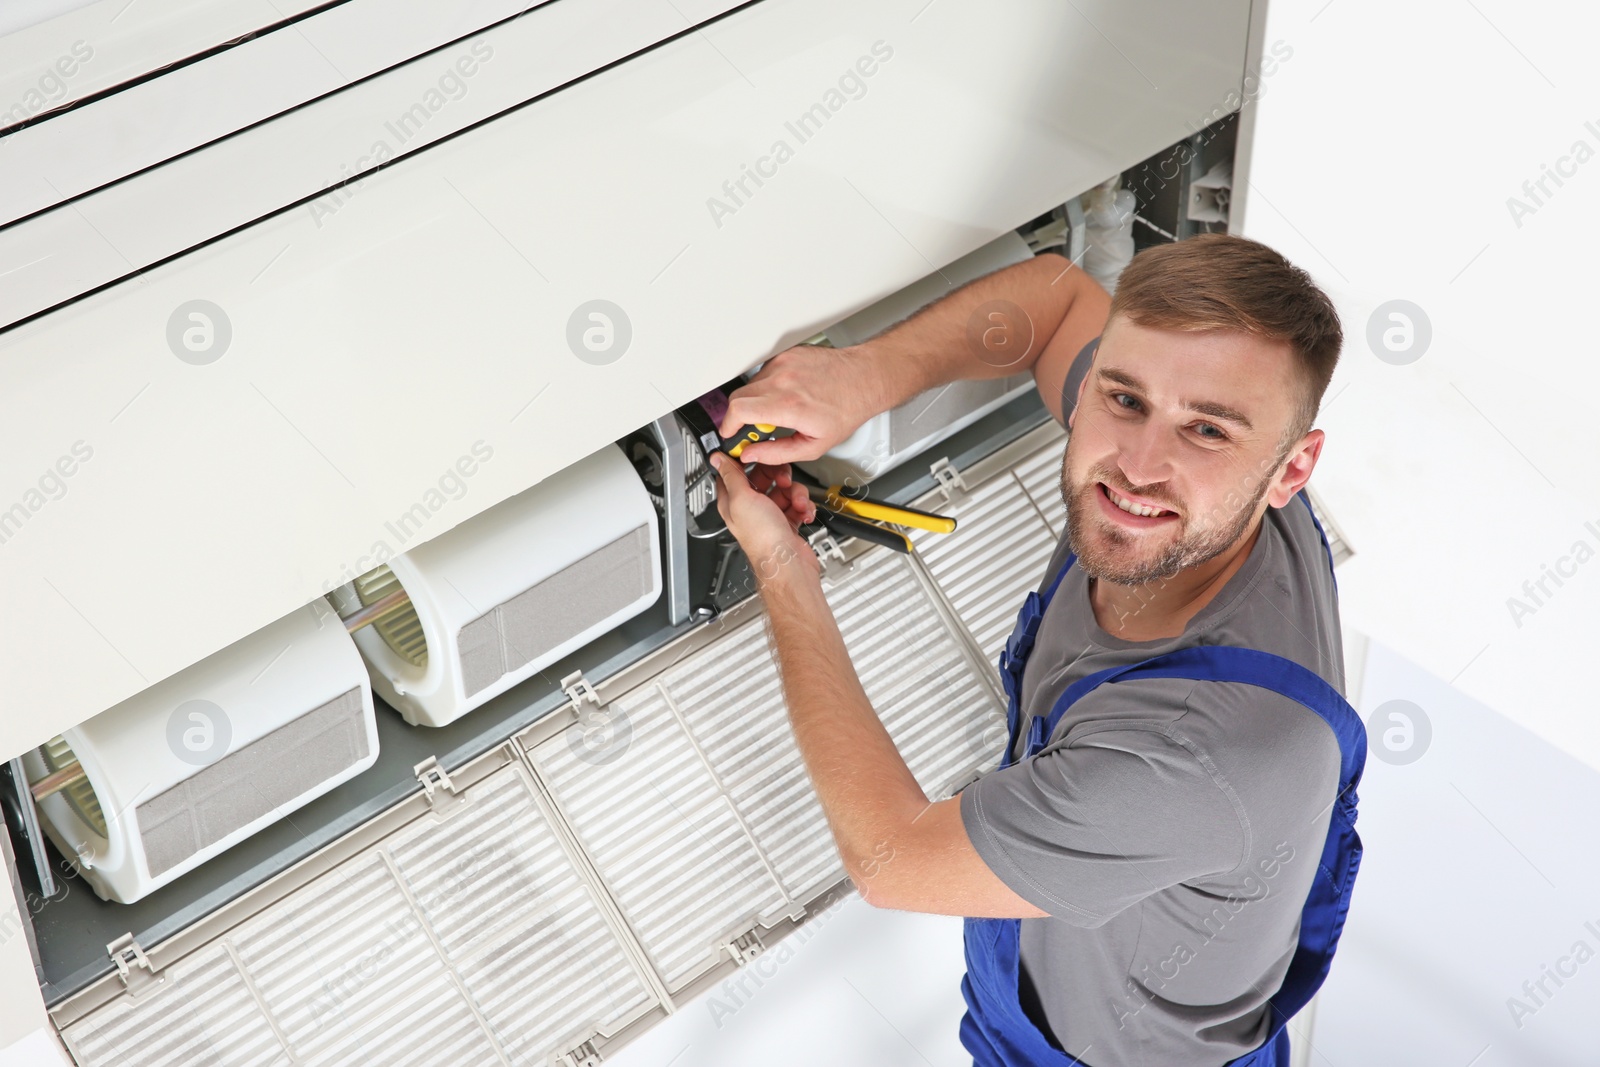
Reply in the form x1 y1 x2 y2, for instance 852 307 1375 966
1059 336 1099 427
959 726 1246 926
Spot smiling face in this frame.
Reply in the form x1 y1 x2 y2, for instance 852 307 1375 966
1062 314 1310 587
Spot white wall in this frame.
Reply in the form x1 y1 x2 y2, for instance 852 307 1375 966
610 897 971 1067
1312 637 1600 1066
1239 0 1600 774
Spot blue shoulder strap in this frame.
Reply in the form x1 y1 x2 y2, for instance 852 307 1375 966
1047 646 1365 791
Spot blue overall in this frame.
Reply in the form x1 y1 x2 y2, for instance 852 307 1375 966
959 491 1366 1067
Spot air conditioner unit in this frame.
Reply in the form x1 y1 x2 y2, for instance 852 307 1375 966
802 231 1040 486
335 443 661 728
20 598 376 905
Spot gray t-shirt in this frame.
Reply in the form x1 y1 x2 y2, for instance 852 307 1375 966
958 339 1345 1067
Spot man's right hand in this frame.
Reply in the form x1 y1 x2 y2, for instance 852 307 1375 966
717 344 885 466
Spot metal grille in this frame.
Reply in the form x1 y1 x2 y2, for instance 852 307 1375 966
138 687 370 878
58 454 1055 1066
458 525 653 698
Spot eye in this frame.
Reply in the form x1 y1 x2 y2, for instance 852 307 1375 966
1112 392 1140 411
1194 422 1226 440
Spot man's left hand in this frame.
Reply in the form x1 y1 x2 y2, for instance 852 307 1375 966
710 452 820 588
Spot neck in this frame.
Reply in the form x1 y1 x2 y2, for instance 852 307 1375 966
1089 518 1264 641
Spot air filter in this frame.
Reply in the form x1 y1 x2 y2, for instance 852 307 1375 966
21 598 377 904
338 443 661 727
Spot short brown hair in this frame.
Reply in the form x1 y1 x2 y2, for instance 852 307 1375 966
1107 234 1342 451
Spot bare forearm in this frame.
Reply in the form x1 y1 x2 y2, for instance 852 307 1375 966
758 565 928 886
840 250 1088 411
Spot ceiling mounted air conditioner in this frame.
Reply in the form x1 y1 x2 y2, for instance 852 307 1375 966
20 599 377 904
334 443 661 727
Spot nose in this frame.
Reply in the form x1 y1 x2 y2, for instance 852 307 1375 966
1112 419 1174 491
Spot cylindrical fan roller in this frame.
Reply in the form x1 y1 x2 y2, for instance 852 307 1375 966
21 599 377 904
332 443 661 728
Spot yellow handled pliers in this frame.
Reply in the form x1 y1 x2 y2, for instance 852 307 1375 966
795 473 959 535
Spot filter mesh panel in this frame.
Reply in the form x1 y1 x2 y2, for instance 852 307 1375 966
61 949 286 1067
69 766 653 1067
530 686 790 991
657 623 841 905
910 456 1062 667
528 550 1006 997
138 687 369 878
384 769 653 1063
1011 442 1067 536
824 551 1005 794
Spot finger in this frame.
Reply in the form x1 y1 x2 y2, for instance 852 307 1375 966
785 483 816 523
717 392 771 440
746 464 778 496
720 393 804 440
710 451 752 496
733 435 822 466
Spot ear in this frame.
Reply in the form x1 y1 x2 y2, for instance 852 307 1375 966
1267 428 1324 508
1067 349 1095 431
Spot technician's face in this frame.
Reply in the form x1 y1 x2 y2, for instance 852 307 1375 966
1061 316 1301 586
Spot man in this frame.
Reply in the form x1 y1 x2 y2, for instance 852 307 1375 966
707 233 1365 1067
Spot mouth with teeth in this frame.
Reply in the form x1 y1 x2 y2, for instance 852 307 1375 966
1096 481 1178 527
